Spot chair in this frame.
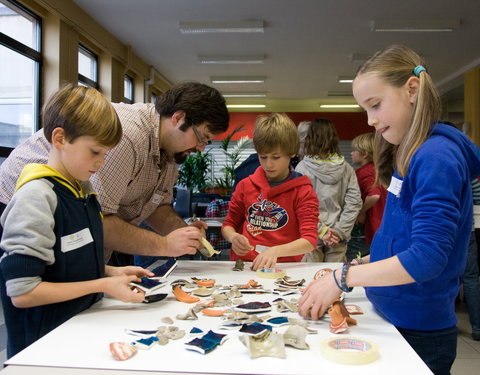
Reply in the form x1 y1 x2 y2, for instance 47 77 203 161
173 187 191 218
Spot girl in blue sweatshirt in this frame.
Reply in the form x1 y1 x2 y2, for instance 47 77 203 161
299 44 480 375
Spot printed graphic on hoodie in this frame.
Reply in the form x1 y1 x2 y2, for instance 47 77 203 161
246 194 288 236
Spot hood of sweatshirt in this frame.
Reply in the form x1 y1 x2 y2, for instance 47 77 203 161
16 163 95 198
298 155 348 185
433 123 480 179
248 166 313 199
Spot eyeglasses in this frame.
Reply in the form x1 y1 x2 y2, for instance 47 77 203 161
191 124 212 146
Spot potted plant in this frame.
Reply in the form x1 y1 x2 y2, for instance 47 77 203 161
177 149 212 193
213 127 253 196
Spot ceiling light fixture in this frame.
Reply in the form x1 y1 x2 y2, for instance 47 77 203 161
222 92 267 98
199 55 265 64
320 104 360 108
211 76 266 84
371 19 460 32
337 76 354 83
179 21 264 34
227 104 266 108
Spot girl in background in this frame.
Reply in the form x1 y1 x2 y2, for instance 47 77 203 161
295 118 361 262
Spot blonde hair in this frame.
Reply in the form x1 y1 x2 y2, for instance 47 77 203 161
43 84 122 148
304 118 340 159
356 44 441 186
352 132 375 162
253 113 299 155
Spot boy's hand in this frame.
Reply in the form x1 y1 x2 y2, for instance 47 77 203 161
104 275 145 303
231 233 253 256
105 265 154 278
251 247 278 270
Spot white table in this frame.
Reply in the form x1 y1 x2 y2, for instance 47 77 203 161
1 261 432 375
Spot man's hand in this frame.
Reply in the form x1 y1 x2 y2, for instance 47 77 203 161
189 220 207 237
165 226 202 257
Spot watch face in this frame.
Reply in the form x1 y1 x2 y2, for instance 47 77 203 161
151 258 178 278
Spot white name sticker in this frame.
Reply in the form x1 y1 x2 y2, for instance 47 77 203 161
387 176 403 197
152 193 162 205
256 245 270 253
61 228 94 253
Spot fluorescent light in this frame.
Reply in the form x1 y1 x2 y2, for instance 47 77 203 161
320 104 360 108
338 76 354 83
211 76 266 84
227 104 266 108
222 92 267 98
199 55 265 64
371 19 460 32
179 21 264 34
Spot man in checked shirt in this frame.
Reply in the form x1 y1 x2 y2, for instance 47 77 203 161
0 82 229 264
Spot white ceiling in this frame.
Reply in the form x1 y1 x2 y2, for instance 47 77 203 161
72 0 480 112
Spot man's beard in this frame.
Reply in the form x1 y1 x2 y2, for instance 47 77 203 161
173 147 197 164
174 152 188 164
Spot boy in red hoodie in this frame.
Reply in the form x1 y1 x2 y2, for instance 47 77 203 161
222 113 319 270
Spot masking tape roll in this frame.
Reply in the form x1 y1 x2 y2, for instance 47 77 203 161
256 268 286 279
320 337 379 365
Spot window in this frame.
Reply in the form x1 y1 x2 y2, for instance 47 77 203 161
123 74 133 103
150 92 157 104
0 0 41 154
78 44 98 88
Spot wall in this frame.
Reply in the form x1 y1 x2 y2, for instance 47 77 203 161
216 111 370 141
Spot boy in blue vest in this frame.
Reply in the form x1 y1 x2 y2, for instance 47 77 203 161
0 84 152 358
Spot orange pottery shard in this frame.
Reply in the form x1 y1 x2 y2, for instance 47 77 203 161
201 308 228 317
109 342 137 361
173 285 200 303
191 277 216 288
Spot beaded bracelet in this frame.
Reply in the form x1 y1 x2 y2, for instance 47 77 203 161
332 268 353 293
341 263 353 293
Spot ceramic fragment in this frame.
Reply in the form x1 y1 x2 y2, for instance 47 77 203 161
240 331 286 359
232 259 244 271
176 307 198 320
132 336 159 350
283 325 310 350
161 317 174 324
192 287 214 297
109 342 137 361
172 285 200 303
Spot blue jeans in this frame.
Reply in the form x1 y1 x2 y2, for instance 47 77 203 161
461 231 480 334
346 237 370 261
397 326 457 375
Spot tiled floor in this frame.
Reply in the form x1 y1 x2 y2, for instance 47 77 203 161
0 300 478 372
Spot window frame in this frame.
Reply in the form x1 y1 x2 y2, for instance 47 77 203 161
78 43 98 89
0 0 42 157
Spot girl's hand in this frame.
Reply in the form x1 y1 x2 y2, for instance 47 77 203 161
105 265 154 278
298 272 342 320
231 233 253 256
103 275 145 303
251 247 278 270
